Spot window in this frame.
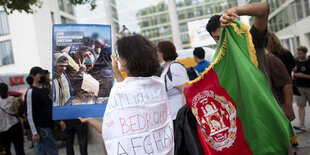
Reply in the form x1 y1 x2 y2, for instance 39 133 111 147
282 9 289 28
178 11 185 20
179 23 187 32
205 6 212 14
216 5 222 12
185 0 192 6
0 11 10 36
0 40 14 66
196 7 203 16
151 17 158 25
160 15 167 23
296 36 301 47
142 20 149 27
187 9 194 18
144 30 150 38
158 3 165 11
296 0 304 21
161 26 169 35
181 34 189 44
153 28 160 37
58 0 65 11
305 0 310 16
66 0 74 15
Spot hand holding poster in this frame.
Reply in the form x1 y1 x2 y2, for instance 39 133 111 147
52 24 113 120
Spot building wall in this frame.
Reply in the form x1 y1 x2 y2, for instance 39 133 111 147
136 0 237 49
0 0 76 74
0 9 41 74
248 0 310 55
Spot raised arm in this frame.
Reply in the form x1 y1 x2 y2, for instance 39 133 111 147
220 2 270 34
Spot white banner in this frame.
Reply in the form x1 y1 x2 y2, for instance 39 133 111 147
102 77 174 155
187 18 216 47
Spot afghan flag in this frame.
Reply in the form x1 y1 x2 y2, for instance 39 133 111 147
183 20 295 154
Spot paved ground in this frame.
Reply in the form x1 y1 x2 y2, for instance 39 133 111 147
291 103 310 155
8 103 310 155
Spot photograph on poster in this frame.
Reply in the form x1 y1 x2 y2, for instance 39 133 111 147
52 24 112 120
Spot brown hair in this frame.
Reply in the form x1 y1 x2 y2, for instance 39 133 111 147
267 32 286 54
297 46 308 53
116 35 159 77
157 41 178 61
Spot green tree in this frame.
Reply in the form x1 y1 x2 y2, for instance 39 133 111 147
0 0 97 14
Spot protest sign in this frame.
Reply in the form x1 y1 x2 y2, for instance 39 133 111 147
52 24 113 120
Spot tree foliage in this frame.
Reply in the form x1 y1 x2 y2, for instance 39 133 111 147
0 0 97 14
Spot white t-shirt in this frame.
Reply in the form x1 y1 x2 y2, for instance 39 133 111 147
160 62 189 119
102 76 174 155
0 96 18 132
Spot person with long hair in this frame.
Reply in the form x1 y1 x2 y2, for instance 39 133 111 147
0 83 25 155
79 35 174 154
267 32 295 75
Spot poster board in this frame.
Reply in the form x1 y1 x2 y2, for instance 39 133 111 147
187 18 216 47
52 24 113 120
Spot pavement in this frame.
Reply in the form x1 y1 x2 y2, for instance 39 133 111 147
8 103 310 155
291 103 310 155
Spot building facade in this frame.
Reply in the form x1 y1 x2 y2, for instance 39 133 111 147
248 0 310 55
0 0 76 74
136 0 238 49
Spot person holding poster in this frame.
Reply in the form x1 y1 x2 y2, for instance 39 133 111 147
79 35 174 155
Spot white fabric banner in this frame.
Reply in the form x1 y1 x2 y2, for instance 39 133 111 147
102 76 174 155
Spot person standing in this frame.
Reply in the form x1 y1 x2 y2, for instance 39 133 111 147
79 35 174 155
25 66 58 155
292 46 310 131
157 41 189 121
53 53 88 155
0 83 25 155
193 47 210 75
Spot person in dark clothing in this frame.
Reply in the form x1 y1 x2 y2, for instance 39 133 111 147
25 66 58 155
292 46 310 131
267 32 295 75
265 32 295 121
61 120 88 155
193 47 210 74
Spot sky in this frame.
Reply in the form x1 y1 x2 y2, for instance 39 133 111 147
75 0 164 33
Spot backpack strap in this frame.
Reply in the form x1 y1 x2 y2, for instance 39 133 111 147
164 61 184 92
0 106 17 117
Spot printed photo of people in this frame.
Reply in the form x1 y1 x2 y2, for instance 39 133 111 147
53 25 112 107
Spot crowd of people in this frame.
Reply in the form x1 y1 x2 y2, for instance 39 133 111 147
0 1 309 155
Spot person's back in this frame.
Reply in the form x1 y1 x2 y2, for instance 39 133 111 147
101 35 174 154
193 47 210 74
102 76 174 154
0 83 25 155
157 41 189 120
267 32 295 76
